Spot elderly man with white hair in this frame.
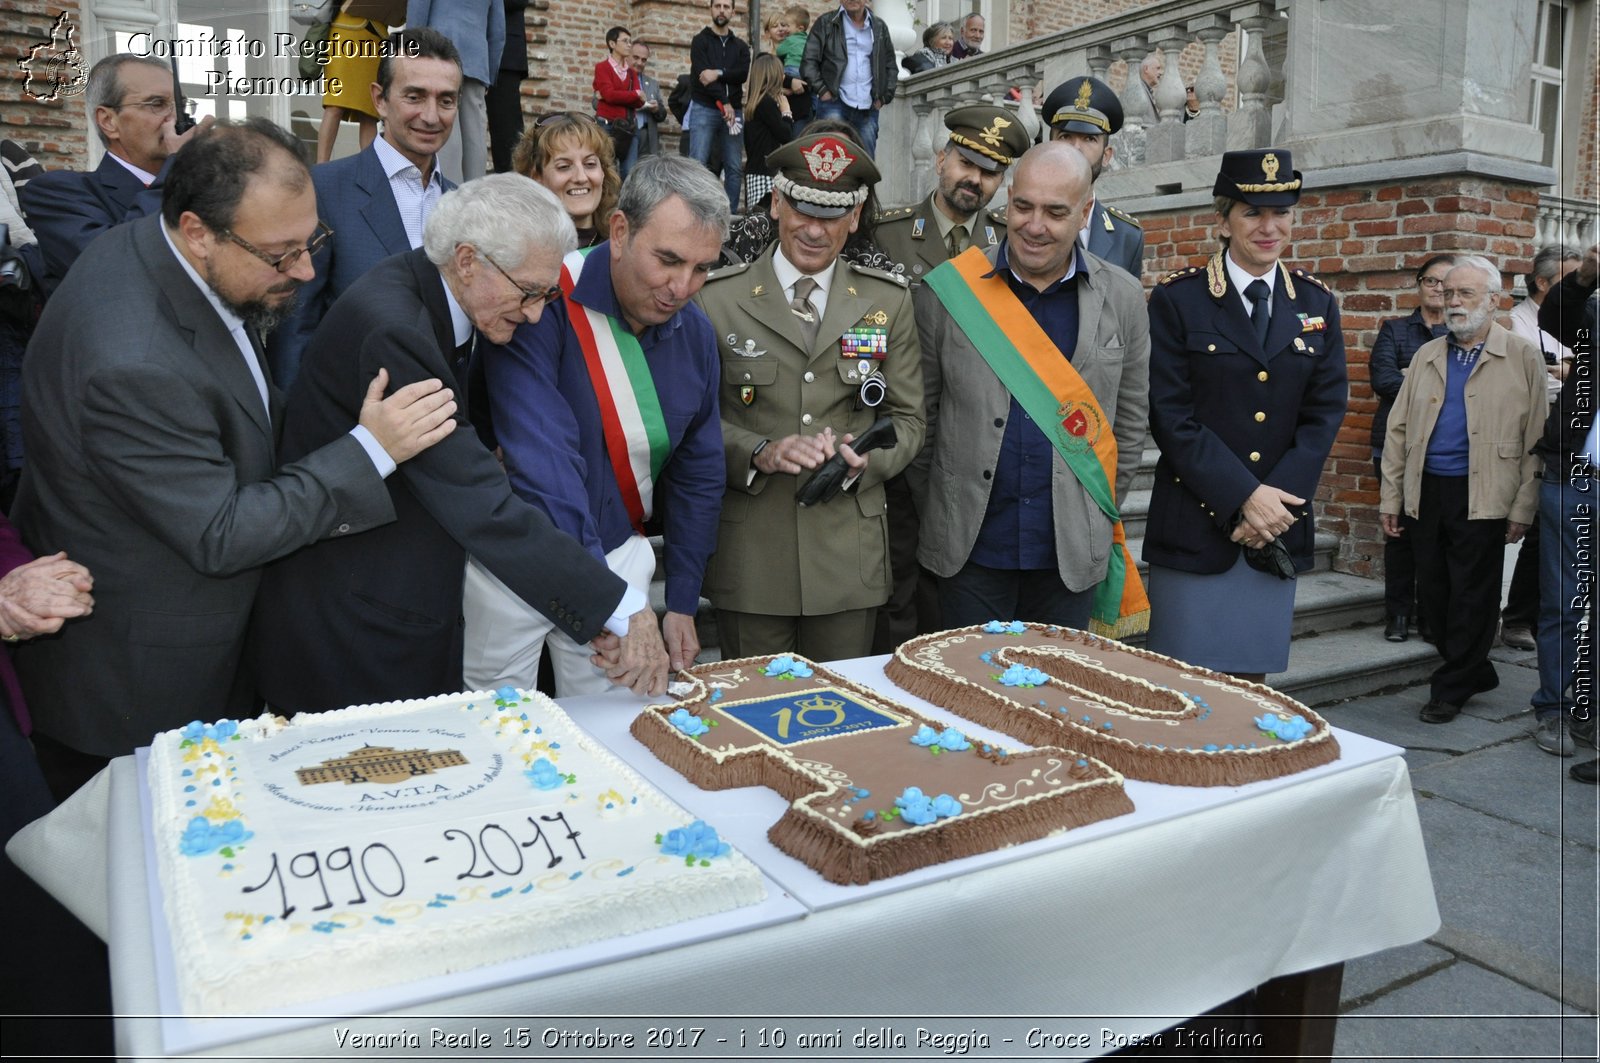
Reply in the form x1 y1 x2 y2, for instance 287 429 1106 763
1379 255 1547 726
255 173 669 715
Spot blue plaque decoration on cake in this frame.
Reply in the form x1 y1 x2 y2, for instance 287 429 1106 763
718 686 904 745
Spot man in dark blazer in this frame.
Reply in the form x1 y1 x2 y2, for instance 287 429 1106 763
1042 76 1145 282
20 53 211 295
909 144 1150 629
626 41 667 172
268 29 463 387
11 120 458 794
255 175 669 715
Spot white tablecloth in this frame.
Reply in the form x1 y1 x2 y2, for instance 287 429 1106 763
9 657 1440 1060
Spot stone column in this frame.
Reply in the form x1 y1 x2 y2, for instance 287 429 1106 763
1185 15 1230 158
1228 2 1277 150
1112 36 1154 170
1145 30 1190 164
1276 0 1545 167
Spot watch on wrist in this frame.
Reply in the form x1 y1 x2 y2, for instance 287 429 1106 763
751 438 771 466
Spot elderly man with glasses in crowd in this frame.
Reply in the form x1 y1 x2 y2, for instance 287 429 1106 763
20 53 213 295
254 170 669 718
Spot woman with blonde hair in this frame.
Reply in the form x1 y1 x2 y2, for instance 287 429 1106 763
512 112 621 248
742 53 792 212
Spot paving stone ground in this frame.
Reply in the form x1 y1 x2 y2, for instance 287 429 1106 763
1321 636 1599 1060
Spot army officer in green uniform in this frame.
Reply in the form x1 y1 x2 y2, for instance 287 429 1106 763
873 104 1030 287
695 131 925 662
869 104 1030 651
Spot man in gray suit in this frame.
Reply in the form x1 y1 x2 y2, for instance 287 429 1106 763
1041 76 1145 282
624 40 666 175
909 144 1149 629
11 120 458 796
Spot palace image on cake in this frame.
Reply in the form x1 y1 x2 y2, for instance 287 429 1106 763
147 689 766 1016
631 655 1136 885
885 623 1341 787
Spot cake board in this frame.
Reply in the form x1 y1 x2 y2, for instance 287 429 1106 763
569 654 1412 912
132 746 807 1056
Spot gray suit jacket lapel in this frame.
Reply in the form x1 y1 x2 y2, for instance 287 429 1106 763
356 147 413 257
137 220 274 439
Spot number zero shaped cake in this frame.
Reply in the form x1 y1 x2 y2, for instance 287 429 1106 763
885 623 1341 786
147 688 766 1016
631 655 1136 885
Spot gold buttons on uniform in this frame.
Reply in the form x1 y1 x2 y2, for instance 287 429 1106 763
803 371 815 382
802 413 813 425
1207 344 1217 352
1258 371 1269 382
1254 411 1266 422
1249 451 1261 462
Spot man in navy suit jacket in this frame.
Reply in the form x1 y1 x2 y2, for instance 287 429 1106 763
269 29 463 387
21 54 210 295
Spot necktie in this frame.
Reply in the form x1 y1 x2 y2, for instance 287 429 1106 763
947 224 969 258
1245 279 1272 349
791 276 820 351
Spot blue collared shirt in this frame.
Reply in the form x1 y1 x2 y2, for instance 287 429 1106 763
486 246 725 614
969 241 1086 570
838 6 876 109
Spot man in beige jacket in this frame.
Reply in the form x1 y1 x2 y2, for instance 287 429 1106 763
1379 255 1546 725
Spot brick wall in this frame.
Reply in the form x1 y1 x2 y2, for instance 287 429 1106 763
2 1 89 171
1139 176 1543 578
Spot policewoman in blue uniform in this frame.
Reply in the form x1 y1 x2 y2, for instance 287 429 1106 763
1143 149 1348 680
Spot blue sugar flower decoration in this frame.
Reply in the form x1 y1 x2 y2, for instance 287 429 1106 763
667 707 710 738
658 820 731 860
495 685 520 703
763 655 814 680
909 725 941 747
998 663 1049 688
1254 712 1314 742
930 793 963 818
525 757 563 790
895 790 937 825
935 728 970 751
178 816 253 857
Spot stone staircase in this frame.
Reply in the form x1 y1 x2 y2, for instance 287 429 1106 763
648 444 1439 707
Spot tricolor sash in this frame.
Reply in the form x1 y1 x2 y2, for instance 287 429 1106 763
923 246 1150 638
560 247 669 534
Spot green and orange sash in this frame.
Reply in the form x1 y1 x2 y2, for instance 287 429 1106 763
924 246 1150 638
560 247 669 534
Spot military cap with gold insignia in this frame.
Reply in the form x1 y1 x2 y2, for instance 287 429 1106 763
766 132 881 219
942 104 1031 173
1212 147 1303 207
1042 76 1123 137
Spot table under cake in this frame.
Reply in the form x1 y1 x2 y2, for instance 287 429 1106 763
8 656 1439 1060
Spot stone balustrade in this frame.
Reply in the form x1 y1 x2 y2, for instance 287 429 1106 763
1537 195 1599 251
878 0 1285 206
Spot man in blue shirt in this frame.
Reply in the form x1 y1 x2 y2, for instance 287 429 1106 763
466 155 729 694
802 0 897 157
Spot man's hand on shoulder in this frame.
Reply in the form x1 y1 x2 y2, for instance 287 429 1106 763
360 368 458 463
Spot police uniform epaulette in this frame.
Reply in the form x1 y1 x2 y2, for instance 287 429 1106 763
845 260 909 286
1292 268 1330 293
1106 204 1142 229
705 259 753 282
873 205 917 223
1159 265 1203 285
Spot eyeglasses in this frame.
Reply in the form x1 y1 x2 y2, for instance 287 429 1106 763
1441 289 1481 301
482 253 564 309
218 221 333 273
116 95 176 117
1418 276 1447 288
